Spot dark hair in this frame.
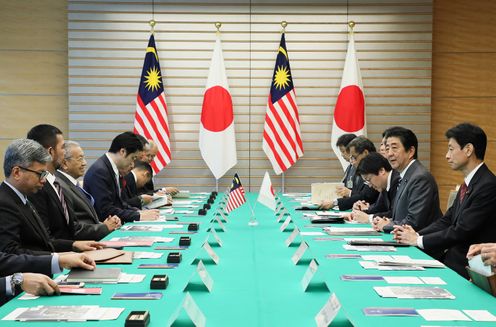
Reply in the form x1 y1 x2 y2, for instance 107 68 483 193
135 134 149 146
384 126 418 159
382 127 393 138
357 152 392 175
134 160 153 176
336 134 357 148
27 124 63 149
445 123 487 160
346 136 376 154
108 131 143 155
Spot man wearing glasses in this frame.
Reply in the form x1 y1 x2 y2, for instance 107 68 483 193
0 139 100 255
320 136 379 211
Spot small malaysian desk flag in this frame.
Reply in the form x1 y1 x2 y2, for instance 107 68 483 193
225 174 246 213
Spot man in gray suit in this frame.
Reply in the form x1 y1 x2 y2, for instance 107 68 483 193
56 141 121 240
373 127 442 233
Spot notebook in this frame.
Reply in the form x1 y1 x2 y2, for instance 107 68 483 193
67 268 122 283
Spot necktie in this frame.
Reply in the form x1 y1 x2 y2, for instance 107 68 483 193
459 183 468 203
25 200 55 252
53 180 70 224
77 182 95 206
120 175 127 190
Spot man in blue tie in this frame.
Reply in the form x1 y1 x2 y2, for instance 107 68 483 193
56 141 121 240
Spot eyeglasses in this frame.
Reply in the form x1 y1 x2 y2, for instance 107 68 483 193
18 166 49 180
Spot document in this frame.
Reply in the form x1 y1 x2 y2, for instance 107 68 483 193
311 183 343 203
374 286 455 299
67 268 122 283
382 276 424 284
143 196 169 209
344 245 397 252
118 273 145 283
363 307 418 316
324 227 381 236
111 292 163 300
468 254 493 276
463 310 496 322
416 309 470 321
133 251 163 259
3 306 124 321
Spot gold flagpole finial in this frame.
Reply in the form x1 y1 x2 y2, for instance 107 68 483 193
281 21 288 33
215 22 222 35
149 19 156 34
348 20 355 34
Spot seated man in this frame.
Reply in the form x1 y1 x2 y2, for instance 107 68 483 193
335 133 357 191
135 138 178 196
347 152 400 223
393 123 496 279
122 161 154 209
0 139 102 255
321 136 379 210
0 252 95 305
83 132 159 222
57 141 121 240
373 126 442 233
27 124 112 241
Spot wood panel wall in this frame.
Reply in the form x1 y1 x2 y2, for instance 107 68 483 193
0 0 68 179
68 0 433 192
431 0 496 208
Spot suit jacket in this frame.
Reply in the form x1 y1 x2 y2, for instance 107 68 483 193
419 164 496 279
0 183 73 255
138 178 155 196
122 173 142 209
366 170 401 217
83 155 140 222
337 172 379 211
0 252 53 305
55 171 110 240
384 160 442 233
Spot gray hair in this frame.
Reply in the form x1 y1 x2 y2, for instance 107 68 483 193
63 140 81 160
4 139 51 177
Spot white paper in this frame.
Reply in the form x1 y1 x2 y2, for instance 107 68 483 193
361 255 394 262
18 294 40 300
291 242 309 265
203 242 220 264
301 259 319 291
300 231 325 236
463 310 496 322
469 254 493 276
344 244 397 252
133 252 163 259
315 293 341 327
383 276 423 284
118 273 146 283
417 309 470 321
311 183 343 203
280 216 292 232
284 227 301 247
420 277 446 285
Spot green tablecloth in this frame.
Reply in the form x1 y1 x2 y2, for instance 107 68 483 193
0 193 494 326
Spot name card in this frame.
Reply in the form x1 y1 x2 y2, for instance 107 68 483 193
284 226 301 247
203 242 220 265
280 216 293 232
291 241 309 265
168 292 206 327
301 259 319 291
315 293 341 327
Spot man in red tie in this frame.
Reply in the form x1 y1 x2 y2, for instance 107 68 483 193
393 123 496 279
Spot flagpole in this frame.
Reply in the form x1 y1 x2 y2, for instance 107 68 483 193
280 20 287 196
215 178 219 193
281 172 285 194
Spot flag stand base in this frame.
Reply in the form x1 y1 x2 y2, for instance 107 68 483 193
248 217 259 227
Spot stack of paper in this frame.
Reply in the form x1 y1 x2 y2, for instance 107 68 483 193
374 286 455 299
3 306 124 321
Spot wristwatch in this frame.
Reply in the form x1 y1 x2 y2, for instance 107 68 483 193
10 273 23 295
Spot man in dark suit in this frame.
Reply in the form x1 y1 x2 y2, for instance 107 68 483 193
346 152 400 223
57 141 121 240
373 127 442 233
0 139 102 255
394 123 496 279
84 132 159 222
27 125 108 242
0 252 95 305
122 161 154 209
320 136 380 210
335 133 357 190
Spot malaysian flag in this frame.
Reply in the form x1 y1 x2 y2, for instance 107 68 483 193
225 173 246 213
262 33 303 175
134 34 171 174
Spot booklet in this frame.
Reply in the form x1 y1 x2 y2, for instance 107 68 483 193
374 286 455 299
143 196 169 209
111 292 163 300
67 268 122 283
3 306 124 321
324 227 381 236
363 307 418 316
59 287 102 295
